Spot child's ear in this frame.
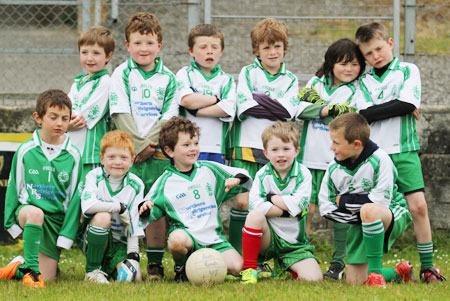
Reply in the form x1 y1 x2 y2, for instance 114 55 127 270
105 51 114 64
188 47 195 58
32 112 42 126
163 146 174 158
263 149 269 160
353 139 363 150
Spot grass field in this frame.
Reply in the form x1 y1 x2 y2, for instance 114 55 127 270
1 229 449 300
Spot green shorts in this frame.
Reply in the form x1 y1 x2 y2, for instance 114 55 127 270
15 204 64 261
309 169 326 205
131 157 170 194
229 159 264 179
389 151 424 193
347 210 412 264
177 228 234 255
263 225 317 271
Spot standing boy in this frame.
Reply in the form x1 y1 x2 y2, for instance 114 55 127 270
0 90 82 287
240 122 322 284
78 130 145 284
109 12 179 280
319 113 415 287
68 25 114 178
176 23 236 165
229 18 299 262
355 22 444 282
139 117 251 282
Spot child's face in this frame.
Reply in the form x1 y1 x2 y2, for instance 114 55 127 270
332 57 360 87
79 43 112 77
330 129 360 162
164 132 199 172
100 146 134 177
358 38 394 69
33 105 70 143
188 36 223 73
126 31 162 71
256 40 284 74
264 136 299 176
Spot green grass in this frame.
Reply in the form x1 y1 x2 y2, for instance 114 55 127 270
1 229 449 300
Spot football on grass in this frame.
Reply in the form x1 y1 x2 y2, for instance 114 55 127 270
185 248 227 285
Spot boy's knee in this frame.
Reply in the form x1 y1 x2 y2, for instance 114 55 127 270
91 212 111 228
168 231 188 253
406 194 428 218
360 203 379 222
245 210 265 228
233 194 249 210
21 206 45 225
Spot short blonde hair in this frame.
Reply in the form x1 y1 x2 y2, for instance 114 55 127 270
329 113 370 146
355 22 390 45
125 12 162 43
100 130 135 157
78 25 115 57
251 18 289 55
262 121 299 150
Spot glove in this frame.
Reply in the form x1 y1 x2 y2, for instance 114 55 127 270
298 87 324 105
328 104 356 118
119 203 133 237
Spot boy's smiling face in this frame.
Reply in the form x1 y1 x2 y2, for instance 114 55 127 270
164 132 200 172
264 136 299 178
358 37 394 69
100 146 134 177
188 36 223 75
126 31 162 71
79 43 112 77
330 129 362 162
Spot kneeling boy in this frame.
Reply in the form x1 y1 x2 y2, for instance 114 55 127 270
319 113 415 287
139 116 252 281
240 122 322 284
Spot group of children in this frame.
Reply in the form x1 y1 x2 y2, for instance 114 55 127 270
0 11 445 288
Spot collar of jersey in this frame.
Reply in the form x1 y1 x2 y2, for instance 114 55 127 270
370 57 400 83
101 167 127 195
128 56 163 79
335 140 379 173
317 74 355 97
190 61 222 81
33 129 71 152
254 58 286 82
73 69 109 90
267 160 297 190
166 161 199 181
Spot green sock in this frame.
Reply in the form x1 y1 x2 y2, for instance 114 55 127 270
362 219 384 274
229 208 248 254
417 242 434 269
85 225 109 273
147 248 165 264
381 267 401 282
22 223 42 273
331 222 348 266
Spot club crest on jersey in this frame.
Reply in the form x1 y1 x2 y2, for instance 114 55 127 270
110 92 118 106
361 178 372 191
58 171 69 183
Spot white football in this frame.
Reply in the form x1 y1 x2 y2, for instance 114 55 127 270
185 248 227 285
116 259 137 282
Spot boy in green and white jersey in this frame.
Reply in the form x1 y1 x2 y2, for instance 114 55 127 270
318 113 414 287
68 26 114 178
176 24 236 164
109 12 179 279
139 117 251 282
1 90 82 288
240 122 322 284
78 130 145 284
355 22 445 282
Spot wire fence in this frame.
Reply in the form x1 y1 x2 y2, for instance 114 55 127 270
0 0 448 104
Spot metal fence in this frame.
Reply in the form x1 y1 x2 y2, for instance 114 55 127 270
0 0 448 103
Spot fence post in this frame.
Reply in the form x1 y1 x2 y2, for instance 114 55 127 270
204 0 211 24
393 0 400 58
404 0 416 63
188 0 201 31
82 0 91 32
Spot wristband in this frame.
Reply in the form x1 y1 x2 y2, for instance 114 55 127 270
127 252 140 262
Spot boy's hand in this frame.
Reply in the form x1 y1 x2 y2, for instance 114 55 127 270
298 87 324 105
68 114 86 130
413 108 420 120
328 104 356 118
335 195 341 206
138 201 154 218
225 178 241 192
119 203 133 237
135 142 157 163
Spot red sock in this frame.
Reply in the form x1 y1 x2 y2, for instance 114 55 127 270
242 226 262 270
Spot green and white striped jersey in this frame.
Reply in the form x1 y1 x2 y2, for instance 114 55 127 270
318 147 410 224
176 62 236 155
144 161 251 246
68 70 110 164
357 58 421 154
4 130 83 249
249 160 311 245
298 75 358 170
81 167 145 243
109 57 179 138
232 59 299 151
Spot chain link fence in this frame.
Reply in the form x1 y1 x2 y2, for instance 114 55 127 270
0 0 448 105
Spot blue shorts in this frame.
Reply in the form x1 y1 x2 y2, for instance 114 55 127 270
198 152 225 164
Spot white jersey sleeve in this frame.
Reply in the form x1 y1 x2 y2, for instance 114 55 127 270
109 61 131 115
